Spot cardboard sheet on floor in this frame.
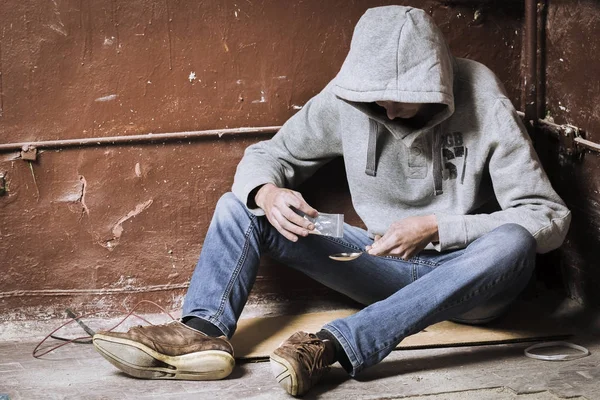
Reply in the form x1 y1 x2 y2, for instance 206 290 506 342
231 305 571 360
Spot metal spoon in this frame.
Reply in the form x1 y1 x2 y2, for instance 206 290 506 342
328 252 363 261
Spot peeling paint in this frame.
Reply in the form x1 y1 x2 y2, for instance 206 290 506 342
47 24 68 36
113 275 137 289
95 94 118 102
112 199 153 240
170 293 185 309
238 42 255 50
252 90 266 104
78 175 89 217
103 36 116 46
58 186 84 203
558 101 570 112
48 0 67 36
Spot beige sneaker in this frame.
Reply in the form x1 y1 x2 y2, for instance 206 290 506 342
93 320 234 380
270 331 333 397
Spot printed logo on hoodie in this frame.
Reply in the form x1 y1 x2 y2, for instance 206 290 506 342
441 131 468 183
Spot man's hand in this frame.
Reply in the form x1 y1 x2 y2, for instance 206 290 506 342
255 183 318 242
365 215 439 259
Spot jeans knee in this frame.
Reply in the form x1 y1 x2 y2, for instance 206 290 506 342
492 223 536 262
214 192 249 221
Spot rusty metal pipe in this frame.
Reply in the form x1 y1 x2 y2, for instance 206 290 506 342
524 0 538 128
3 115 599 156
517 110 600 155
517 110 560 138
574 137 600 153
0 126 280 153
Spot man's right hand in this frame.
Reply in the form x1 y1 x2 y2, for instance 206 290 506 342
254 183 318 242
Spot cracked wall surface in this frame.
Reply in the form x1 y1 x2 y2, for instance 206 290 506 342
539 0 600 306
0 1 527 320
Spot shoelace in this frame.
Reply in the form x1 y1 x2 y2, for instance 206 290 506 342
294 336 330 380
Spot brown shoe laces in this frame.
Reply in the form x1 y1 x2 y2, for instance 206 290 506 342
294 334 331 383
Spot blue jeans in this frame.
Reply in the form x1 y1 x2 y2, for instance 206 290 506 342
182 193 536 376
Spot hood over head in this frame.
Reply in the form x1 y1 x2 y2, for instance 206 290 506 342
332 6 455 146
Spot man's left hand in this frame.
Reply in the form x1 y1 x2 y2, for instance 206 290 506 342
365 215 439 260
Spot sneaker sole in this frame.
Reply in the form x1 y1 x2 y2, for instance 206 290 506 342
270 352 302 396
93 334 234 380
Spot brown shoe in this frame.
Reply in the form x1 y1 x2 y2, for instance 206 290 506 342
93 320 234 380
270 331 333 397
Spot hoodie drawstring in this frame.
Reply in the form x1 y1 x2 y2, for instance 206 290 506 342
432 123 444 195
365 119 379 176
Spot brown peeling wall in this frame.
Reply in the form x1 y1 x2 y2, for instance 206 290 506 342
0 1 524 320
543 0 600 306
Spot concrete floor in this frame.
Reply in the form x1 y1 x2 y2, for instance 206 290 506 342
1 293 599 400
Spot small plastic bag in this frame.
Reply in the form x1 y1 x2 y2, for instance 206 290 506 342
302 212 344 238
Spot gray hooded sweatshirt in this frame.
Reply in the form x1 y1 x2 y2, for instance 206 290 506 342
232 6 571 253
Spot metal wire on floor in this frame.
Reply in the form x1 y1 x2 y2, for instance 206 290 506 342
32 300 176 359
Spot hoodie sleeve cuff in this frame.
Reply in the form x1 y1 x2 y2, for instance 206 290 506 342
435 213 469 251
231 177 282 216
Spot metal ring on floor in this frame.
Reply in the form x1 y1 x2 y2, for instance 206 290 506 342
524 341 590 361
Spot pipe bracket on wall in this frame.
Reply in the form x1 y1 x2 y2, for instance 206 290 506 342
20 145 38 161
558 124 583 160
517 111 600 158
547 123 600 159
